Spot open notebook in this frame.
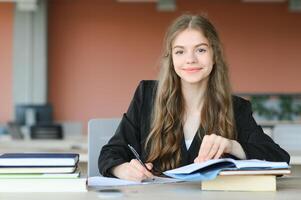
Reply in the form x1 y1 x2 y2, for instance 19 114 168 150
163 158 289 181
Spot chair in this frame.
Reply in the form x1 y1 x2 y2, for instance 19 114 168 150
87 118 121 177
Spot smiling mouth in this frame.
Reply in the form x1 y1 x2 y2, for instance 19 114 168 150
182 67 202 72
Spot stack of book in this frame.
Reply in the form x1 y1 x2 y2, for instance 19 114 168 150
164 158 291 191
202 167 291 191
0 153 87 192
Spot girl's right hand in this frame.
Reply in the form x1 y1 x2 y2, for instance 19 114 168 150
111 159 154 182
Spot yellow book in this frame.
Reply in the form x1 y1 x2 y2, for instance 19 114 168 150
202 175 276 191
201 169 291 191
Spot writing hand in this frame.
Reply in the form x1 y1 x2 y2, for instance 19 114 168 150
111 159 154 182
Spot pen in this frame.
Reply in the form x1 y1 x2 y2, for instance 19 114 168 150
127 144 150 171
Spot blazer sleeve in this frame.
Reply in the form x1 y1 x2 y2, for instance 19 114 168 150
98 81 145 177
236 100 290 164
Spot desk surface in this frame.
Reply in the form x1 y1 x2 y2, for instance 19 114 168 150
0 177 300 200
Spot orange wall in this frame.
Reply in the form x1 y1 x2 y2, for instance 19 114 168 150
0 3 13 123
48 0 301 131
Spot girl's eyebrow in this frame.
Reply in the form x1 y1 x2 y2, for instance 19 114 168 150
195 43 209 47
173 43 209 49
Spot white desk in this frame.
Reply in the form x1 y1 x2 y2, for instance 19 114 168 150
0 177 300 200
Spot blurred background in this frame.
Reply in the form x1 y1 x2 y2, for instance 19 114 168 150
0 0 300 175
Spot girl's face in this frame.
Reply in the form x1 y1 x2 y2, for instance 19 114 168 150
172 28 214 86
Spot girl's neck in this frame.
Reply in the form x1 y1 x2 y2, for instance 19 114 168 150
181 79 208 113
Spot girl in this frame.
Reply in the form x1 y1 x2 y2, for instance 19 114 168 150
98 14 290 182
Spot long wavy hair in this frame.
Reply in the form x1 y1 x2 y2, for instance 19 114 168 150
145 14 236 173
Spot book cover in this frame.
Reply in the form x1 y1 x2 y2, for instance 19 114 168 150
0 153 79 167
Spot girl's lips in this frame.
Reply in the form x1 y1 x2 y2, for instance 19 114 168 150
182 67 202 72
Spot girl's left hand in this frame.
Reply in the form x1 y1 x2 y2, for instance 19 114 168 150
194 134 233 163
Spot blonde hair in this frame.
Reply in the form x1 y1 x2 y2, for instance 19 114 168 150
145 14 236 173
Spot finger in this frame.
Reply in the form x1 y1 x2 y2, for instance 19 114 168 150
128 169 148 182
130 159 146 171
197 135 210 161
199 134 216 160
214 143 225 160
194 157 205 163
145 163 155 178
130 159 153 178
225 139 233 154
145 163 153 171
196 135 209 162
215 138 231 159
123 163 146 182
206 137 221 160
128 161 151 181
213 140 227 159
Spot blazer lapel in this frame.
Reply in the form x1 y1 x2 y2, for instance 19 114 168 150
180 128 204 166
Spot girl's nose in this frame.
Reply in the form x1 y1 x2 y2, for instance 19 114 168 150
186 52 197 64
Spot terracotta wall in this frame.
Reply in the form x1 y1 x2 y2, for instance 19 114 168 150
1 0 301 129
48 0 301 130
0 3 13 123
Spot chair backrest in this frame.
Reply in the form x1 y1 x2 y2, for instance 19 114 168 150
88 118 121 177
272 124 301 152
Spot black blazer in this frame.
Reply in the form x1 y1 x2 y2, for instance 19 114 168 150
98 80 290 177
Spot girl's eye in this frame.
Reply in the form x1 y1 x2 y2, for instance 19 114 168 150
174 50 184 55
197 48 206 53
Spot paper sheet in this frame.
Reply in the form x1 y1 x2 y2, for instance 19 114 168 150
87 176 181 187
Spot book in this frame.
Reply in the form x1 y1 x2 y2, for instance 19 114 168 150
163 158 289 181
201 175 277 191
0 178 87 192
219 168 291 176
0 171 80 179
0 153 79 167
201 168 291 191
0 166 77 174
